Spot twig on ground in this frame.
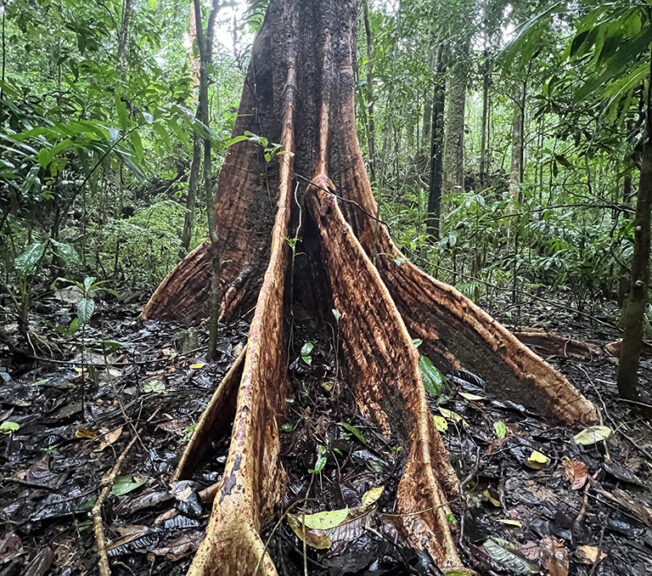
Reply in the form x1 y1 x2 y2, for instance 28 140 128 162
92 433 139 576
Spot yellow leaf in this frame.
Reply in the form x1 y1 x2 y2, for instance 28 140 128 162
482 489 501 507
497 519 522 527
287 515 332 549
439 407 468 427
433 415 448 433
361 486 384 507
573 425 612 446
75 428 98 441
459 392 486 401
527 450 549 469
300 508 349 531
189 363 205 369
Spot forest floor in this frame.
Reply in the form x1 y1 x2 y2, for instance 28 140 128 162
0 290 651 576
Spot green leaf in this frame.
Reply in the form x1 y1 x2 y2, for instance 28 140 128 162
332 308 341 322
338 422 368 445
419 355 444 396
111 475 146 496
494 421 507 439
573 425 612 445
77 298 95 325
0 421 20 434
15 242 46 274
361 486 383 506
301 341 314 365
50 239 81 267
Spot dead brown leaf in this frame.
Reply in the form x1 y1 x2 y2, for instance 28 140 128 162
576 545 606 565
97 426 123 452
561 456 589 490
540 536 569 576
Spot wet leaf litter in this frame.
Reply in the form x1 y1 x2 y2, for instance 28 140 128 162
0 295 649 575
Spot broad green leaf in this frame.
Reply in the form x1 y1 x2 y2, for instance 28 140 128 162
77 298 95 325
15 242 46 274
301 341 314 365
573 425 612 445
419 355 444 396
111 475 146 496
50 239 81 267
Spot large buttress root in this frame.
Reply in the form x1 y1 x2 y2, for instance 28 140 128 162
323 23 599 426
307 186 465 571
183 11 298 574
142 10 285 324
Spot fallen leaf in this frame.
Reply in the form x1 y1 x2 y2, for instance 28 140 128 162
189 363 205 369
575 545 606 565
573 425 612 446
439 407 468 427
526 450 549 470
497 519 522 527
97 426 123 451
483 489 501 507
0 532 23 564
75 428 98 441
459 392 486 401
0 421 20 434
144 380 166 393
433 415 448 433
494 421 507 439
484 537 538 574
540 536 569 576
361 486 383 507
561 456 589 490
111 476 146 497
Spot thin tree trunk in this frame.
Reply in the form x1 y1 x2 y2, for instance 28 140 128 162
509 83 526 202
442 59 467 214
194 0 221 361
180 5 203 258
426 45 446 239
116 0 133 81
617 57 652 399
479 58 490 188
361 0 376 183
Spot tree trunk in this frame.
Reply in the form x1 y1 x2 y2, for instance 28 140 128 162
116 0 133 81
142 1 598 573
426 45 446 239
479 57 490 188
509 83 526 202
361 0 377 183
617 59 652 399
442 60 467 209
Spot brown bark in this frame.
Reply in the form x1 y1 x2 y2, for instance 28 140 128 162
618 57 652 399
142 1 599 573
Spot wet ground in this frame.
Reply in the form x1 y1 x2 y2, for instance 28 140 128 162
0 292 650 575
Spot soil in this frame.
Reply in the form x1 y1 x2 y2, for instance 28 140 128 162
0 291 650 575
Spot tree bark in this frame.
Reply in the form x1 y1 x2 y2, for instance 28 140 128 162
617 57 652 399
442 60 467 206
509 83 526 202
142 1 598 573
426 45 446 239
479 58 490 188
361 0 377 183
